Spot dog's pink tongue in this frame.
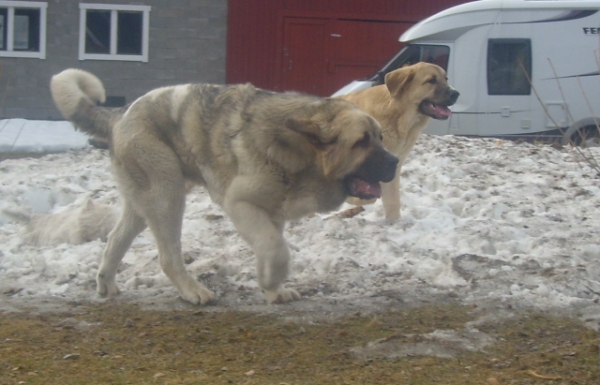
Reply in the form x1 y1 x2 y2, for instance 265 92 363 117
349 179 382 199
432 104 452 119
423 102 452 120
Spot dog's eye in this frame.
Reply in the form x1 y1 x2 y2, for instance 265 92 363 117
354 134 370 148
426 77 437 84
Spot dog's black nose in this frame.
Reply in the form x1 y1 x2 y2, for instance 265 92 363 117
449 89 460 104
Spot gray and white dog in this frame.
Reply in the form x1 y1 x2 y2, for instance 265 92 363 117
50 69 398 304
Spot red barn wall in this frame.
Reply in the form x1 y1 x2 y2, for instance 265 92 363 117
227 0 472 95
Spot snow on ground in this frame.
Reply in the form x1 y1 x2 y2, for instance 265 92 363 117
0 119 89 154
1 120 600 326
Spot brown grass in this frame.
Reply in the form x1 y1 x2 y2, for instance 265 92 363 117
1 302 598 385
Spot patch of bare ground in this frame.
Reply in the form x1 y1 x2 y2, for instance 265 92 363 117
0 301 599 385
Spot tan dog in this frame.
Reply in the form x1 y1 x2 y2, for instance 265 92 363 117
338 62 459 220
50 69 398 305
3 198 118 246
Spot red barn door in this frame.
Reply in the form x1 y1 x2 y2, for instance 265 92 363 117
279 16 412 96
326 19 413 94
280 17 329 95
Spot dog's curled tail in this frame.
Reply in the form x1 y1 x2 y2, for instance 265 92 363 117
50 69 113 140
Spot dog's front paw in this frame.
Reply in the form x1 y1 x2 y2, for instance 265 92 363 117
178 280 215 305
263 286 301 304
96 275 119 297
346 196 377 207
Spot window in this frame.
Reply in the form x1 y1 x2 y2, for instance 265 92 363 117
370 44 450 84
392 44 450 71
487 39 532 95
79 3 151 62
0 1 46 59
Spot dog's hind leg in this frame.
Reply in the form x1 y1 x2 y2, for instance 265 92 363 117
109 137 214 305
130 168 215 305
142 190 215 305
97 202 147 297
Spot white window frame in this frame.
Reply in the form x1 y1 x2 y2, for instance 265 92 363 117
0 1 47 59
79 3 151 62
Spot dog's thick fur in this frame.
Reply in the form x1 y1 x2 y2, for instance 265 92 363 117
50 69 398 304
3 198 118 246
338 62 459 220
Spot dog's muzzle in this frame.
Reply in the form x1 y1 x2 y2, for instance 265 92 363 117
344 148 399 200
419 88 460 121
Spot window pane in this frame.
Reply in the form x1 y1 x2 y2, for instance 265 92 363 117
85 10 110 54
14 8 40 51
420 45 450 70
488 39 532 95
383 44 450 74
386 45 422 71
117 11 142 55
0 9 7 51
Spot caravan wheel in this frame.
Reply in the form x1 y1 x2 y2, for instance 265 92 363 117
569 125 600 147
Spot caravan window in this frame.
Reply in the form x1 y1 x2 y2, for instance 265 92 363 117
370 44 450 84
487 39 532 95
388 44 450 70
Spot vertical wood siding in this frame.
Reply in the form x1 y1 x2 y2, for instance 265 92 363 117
227 0 471 94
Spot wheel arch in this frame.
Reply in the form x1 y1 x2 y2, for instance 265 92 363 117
561 117 600 145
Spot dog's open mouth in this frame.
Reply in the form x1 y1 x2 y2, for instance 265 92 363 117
420 101 452 120
345 177 382 200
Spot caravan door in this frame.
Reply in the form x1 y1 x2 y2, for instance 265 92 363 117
480 38 533 137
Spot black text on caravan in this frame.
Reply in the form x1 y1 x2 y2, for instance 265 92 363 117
583 27 600 35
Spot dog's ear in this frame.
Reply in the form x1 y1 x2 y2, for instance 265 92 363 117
285 118 335 150
385 67 415 98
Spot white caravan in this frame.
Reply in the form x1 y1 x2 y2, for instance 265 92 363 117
332 0 600 143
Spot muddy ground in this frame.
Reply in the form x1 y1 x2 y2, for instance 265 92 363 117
1 293 599 385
